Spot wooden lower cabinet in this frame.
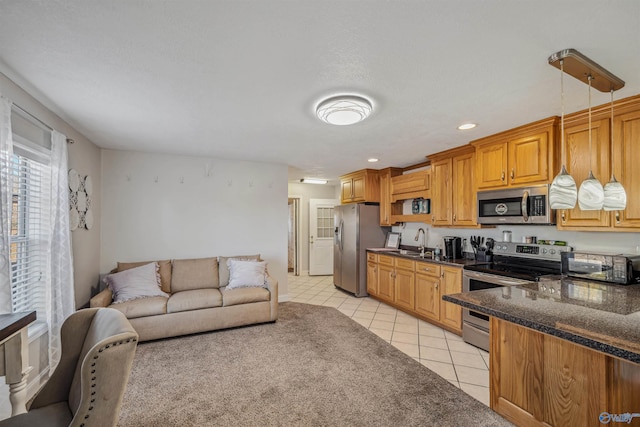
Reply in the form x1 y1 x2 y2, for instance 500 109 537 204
367 254 462 334
490 317 640 427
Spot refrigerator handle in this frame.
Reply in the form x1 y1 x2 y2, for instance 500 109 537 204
339 221 344 250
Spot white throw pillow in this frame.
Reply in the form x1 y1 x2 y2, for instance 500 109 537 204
103 262 169 303
226 259 267 289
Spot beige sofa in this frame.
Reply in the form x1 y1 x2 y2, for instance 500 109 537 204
90 255 278 341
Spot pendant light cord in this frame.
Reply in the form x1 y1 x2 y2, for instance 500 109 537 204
610 90 615 180
588 75 593 173
560 60 565 164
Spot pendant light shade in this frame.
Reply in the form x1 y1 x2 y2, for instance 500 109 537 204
577 75 605 210
603 90 627 211
549 59 577 209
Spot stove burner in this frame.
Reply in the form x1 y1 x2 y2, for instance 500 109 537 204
464 254 563 281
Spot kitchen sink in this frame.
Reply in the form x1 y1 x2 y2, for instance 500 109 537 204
399 251 433 259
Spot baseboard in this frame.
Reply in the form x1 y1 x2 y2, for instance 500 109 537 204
278 294 291 302
27 366 50 400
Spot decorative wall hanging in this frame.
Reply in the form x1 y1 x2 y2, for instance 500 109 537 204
69 169 93 230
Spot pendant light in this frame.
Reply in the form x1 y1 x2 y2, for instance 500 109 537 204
549 59 577 209
577 75 605 210
603 90 627 210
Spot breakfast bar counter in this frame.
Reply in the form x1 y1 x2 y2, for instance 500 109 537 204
444 278 640 427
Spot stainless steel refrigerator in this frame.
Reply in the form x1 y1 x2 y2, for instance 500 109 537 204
334 203 387 297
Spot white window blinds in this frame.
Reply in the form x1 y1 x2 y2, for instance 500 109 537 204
9 128 51 321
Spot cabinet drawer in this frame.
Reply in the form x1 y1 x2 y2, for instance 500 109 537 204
367 252 378 262
379 255 394 266
415 261 441 277
394 258 415 271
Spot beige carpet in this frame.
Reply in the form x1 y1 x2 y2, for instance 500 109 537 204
118 302 511 426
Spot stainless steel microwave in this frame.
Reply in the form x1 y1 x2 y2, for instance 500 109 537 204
561 251 640 285
477 184 555 225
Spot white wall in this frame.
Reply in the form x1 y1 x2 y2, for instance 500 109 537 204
393 222 640 255
287 182 339 273
101 150 289 298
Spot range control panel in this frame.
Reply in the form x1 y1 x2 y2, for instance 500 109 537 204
492 242 572 261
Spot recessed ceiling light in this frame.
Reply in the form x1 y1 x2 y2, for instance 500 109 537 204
316 95 373 126
368 158 379 163
457 123 477 130
300 178 328 185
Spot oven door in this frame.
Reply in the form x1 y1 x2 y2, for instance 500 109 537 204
462 270 532 351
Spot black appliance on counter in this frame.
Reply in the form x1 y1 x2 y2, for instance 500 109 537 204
462 242 572 352
443 236 463 260
561 251 640 285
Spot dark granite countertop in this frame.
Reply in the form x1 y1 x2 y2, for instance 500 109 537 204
443 277 640 364
367 248 483 268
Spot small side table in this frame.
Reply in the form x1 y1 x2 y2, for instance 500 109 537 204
0 311 36 416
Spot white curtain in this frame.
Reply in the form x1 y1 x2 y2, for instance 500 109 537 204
47 130 75 370
0 95 13 314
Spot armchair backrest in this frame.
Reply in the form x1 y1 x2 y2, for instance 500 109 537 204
31 308 138 427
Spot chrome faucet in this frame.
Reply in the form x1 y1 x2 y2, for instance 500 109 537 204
414 228 426 256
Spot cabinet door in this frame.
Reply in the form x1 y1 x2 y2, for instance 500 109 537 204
508 131 550 186
431 158 452 226
377 264 395 303
415 272 439 321
452 152 476 226
379 172 393 225
613 109 640 228
367 261 378 296
439 267 462 332
351 174 365 201
559 118 611 228
394 268 415 310
341 179 353 203
475 141 508 189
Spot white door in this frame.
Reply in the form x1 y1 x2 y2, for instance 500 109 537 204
309 198 338 275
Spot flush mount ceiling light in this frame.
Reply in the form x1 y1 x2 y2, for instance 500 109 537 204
316 95 372 126
457 123 477 130
300 178 328 185
367 158 379 163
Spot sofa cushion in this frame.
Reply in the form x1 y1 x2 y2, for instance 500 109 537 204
227 260 268 289
218 254 260 287
118 259 172 293
171 257 219 292
221 286 270 307
167 289 223 313
108 296 168 319
104 262 169 303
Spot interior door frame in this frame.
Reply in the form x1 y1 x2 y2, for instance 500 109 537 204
288 195 301 276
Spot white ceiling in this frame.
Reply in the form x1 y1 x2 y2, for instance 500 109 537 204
1 1 638 184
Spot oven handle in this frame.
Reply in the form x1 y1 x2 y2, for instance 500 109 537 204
521 190 529 223
463 269 531 287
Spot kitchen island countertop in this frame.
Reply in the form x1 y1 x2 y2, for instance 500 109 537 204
444 277 640 364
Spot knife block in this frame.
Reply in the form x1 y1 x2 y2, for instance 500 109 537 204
475 250 493 262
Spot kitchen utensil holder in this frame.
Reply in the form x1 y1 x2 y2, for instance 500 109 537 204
475 250 493 262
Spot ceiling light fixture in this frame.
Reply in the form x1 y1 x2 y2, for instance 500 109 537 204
316 95 372 126
457 123 477 130
300 178 328 185
367 158 379 163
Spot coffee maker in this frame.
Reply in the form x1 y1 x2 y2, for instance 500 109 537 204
443 236 463 259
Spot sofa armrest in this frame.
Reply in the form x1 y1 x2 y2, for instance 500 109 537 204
265 273 278 321
90 288 113 308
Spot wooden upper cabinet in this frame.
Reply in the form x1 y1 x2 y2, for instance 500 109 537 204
557 117 611 228
339 169 380 204
428 145 476 227
379 167 402 226
390 170 431 201
472 117 558 190
613 108 640 229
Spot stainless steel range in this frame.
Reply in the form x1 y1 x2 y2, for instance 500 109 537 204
462 242 572 351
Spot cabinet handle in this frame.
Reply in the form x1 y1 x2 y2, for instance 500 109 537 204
453 213 456 222
501 171 505 181
616 211 621 223
423 267 430 271
435 282 439 289
510 169 515 180
441 272 445 278
561 210 566 222
431 216 435 223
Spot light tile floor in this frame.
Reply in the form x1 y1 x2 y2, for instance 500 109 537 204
288 273 490 406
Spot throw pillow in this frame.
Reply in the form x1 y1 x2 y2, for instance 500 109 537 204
118 259 172 293
226 259 267 289
219 254 261 287
103 262 169 304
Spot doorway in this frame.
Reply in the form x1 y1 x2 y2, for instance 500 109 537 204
288 197 300 275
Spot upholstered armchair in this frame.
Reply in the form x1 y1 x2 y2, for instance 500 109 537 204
0 308 138 427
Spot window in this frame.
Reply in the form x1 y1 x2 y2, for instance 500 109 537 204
9 113 52 324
